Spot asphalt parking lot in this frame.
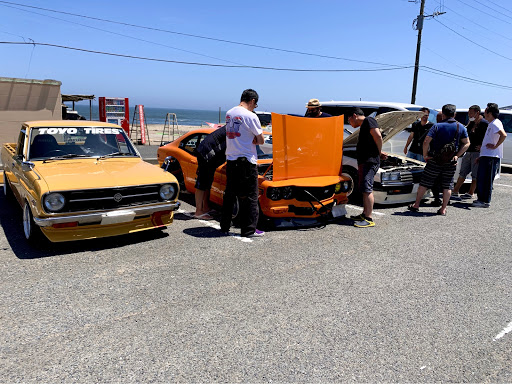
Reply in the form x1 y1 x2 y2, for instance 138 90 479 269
1 172 511 382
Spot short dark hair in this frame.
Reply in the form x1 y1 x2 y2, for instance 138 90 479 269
240 89 258 104
420 107 430 114
348 107 364 116
486 102 499 118
469 105 481 114
442 104 456 117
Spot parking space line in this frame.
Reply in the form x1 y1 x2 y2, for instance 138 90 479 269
177 209 253 243
493 320 512 341
346 204 385 216
495 183 512 188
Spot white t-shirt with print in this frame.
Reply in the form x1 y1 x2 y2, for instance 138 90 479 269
225 106 262 164
480 119 505 158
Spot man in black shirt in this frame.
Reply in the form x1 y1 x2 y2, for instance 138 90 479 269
403 107 433 162
451 105 488 200
193 126 227 219
347 107 383 228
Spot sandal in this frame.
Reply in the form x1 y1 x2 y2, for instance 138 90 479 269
436 209 446 216
408 204 419 212
194 213 214 220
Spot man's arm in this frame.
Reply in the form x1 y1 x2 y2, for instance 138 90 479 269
369 127 383 154
486 129 507 149
404 132 414 155
253 133 264 145
454 137 470 161
422 136 433 161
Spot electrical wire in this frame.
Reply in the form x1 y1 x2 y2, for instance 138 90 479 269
451 0 512 24
433 18 512 61
482 0 512 15
2 40 511 90
470 0 512 16
0 41 414 72
0 2 246 66
0 0 410 68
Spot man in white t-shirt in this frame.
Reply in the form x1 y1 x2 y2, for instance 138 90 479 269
472 103 508 208
220 89 265 237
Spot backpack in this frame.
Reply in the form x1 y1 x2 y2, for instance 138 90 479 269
434 123 459 164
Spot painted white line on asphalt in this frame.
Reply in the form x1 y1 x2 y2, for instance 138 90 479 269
494 183 512 188
177 209 253 243
346 204 385 216
493 320 512 341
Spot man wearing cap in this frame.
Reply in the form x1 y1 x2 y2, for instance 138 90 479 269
305 99 332 118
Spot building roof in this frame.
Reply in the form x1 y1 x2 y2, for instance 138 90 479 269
62 94 95 102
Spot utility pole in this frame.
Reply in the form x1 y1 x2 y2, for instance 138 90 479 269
411 0 425 105
410 0 445 104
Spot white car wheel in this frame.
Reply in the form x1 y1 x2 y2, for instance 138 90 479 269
23 201 40 242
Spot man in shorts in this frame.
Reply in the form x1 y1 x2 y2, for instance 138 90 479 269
347 107 383 228
451 105 488 200
193 125 226 219
408 104 470 215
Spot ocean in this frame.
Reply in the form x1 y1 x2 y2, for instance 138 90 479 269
72 104 226 127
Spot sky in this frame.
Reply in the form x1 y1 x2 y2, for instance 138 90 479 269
1 0 511 115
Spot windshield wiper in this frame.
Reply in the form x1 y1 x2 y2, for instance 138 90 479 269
98 152 135 159
42 154 89 163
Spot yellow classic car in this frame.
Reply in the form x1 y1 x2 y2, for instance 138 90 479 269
1 121 180 243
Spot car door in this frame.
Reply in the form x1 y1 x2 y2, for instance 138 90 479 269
8 129 28 203
178 133 205 192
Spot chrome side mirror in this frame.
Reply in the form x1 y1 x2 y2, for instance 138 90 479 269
21 161 35 172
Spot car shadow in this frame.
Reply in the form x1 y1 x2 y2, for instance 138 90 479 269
0 195 169 259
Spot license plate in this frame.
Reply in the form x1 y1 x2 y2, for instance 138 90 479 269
100 210 136 225
332 204 347 218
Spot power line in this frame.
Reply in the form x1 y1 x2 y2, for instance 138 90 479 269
482 0 512 15
471 0 512 16
433 18 512 61
0 3 245 66
452 0 512 24
0 0 410 68
0 41 414 72
3 40 511 90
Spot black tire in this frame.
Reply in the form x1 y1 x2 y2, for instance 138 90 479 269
3 171 13 200
23 201 43 243
345 167 362 204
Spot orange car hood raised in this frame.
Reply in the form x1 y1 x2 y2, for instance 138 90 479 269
271 113 344 181
35 158 173 191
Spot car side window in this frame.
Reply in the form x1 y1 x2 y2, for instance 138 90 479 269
500 114 512 133
180 134 205 155
15 130 26 160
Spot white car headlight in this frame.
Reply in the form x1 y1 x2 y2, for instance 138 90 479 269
390 172 400 181
159 184 176 200
44 193 65 212
381 173 390 181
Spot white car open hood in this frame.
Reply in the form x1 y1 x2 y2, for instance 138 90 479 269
343 111 424 147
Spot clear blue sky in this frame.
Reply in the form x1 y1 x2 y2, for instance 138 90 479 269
1 0 511 115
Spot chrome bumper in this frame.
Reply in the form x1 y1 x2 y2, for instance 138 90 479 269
34 201 181 227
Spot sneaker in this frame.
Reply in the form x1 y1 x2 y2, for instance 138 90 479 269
353 218 375 228
472 200 490 208
349 213 365 221
450 193 461 201
242 229 265 238
460 193 473 200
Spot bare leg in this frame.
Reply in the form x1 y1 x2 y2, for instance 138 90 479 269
412 185 428 208
195 189 206 216
468 179 477 196
202 190 211 213
362 192 374 219
439 188 451 214
452 176 464 194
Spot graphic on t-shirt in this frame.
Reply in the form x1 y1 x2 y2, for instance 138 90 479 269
226 115 242 139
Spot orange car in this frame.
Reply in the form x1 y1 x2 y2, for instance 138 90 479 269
157 113 352 227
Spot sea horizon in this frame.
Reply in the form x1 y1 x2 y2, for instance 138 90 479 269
72 104 227 127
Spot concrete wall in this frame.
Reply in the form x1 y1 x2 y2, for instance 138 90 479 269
0 77 62 145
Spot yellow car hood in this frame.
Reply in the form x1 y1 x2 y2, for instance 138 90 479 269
271 113 344 181
35 158 175 191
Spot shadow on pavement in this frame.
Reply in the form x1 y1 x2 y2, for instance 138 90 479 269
0 195 169 259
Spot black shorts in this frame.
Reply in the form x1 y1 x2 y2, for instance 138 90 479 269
420 160 457 190
195 156 217 191
358 162 379 193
